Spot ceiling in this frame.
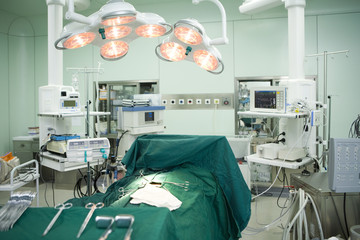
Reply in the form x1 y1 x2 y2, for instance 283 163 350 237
0 0 180 17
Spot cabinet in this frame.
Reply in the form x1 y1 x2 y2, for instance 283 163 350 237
13 136 39 164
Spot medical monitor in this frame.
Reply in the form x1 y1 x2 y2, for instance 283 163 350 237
250 86 287 113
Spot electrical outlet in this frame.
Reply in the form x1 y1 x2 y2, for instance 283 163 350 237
214 99 220 104
205 99 211 104
162 99 167 105
187 99 193 104
179 99 184 104
196 99 202 104
170 99 176 105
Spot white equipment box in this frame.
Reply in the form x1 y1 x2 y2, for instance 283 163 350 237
39 85 81 114
118 106 165 135
256 143 286 160
66 138 110 162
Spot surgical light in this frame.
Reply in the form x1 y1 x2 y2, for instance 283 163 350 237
136 24 167 38
63 32 96 49
105 26 132 39
56 0 172 55
160 42 186 62
55 0 228 74
193 50 218 71
100 41 129 60
156 18 225 74
101 14 136 26
174 20 203 45
154 0 229 74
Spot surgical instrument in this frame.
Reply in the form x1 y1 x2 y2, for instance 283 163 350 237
0 191 36 231
42 203 72 236
96 216 114 240
115 214 134 240
77 202 104 238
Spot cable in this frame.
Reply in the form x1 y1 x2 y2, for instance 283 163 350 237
252 126 308 200
52 169 55 206
115 130 129 158
348 114 360 138
344 193 350 238
243 191 297 235
330 192 348 239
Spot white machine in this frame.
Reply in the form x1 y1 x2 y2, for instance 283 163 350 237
118 106 165 135
39 85 81 114
252 80 317 161
66 137 110 162
250 86 287 113
117 106 165 158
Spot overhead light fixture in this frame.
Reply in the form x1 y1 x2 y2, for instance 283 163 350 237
155 0 228 74
55 0 228 74
55 0 172 59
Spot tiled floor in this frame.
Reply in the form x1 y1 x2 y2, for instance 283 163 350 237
241 196 291 240
1 181 292 239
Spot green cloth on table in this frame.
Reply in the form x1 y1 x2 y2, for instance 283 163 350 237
0 207 174 240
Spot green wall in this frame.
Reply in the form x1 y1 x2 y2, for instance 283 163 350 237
0 0 360 154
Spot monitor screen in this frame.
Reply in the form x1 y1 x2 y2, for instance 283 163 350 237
254 91 277 109
145 112 154 122
63 100 76 107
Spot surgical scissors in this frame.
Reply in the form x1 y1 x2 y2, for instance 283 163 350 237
77 202 104 238
42 202 72 236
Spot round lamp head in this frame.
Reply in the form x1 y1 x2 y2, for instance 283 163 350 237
105 26 132 39
100 41 129 60
193 50 219 71
101 12 136 26
160 42 186 62
174 26 202 45
63 32 96 49
136 24 167 38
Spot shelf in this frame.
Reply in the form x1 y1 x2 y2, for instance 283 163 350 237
38 111 111 118
237 111 309 119
245 154 313 169
40 152 104 172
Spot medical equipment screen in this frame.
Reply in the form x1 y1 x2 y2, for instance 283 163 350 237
145 112 154 122
254 91 277 109
63 100 76 107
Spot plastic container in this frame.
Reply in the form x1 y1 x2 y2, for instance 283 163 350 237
351 225 360 240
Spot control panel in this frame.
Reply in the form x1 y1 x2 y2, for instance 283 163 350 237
328 138 360 193
161 93 233 110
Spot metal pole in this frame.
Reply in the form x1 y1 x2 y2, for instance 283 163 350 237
322 51 328 168
328 95 332 144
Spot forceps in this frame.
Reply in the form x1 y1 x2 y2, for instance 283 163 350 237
42 203 72 236
76 202 104 238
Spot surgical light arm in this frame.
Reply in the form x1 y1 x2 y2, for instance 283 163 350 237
66 0 93 25
239 0 283 15
192 0 229 45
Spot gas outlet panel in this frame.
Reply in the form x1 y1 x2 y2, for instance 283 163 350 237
161 93 233 110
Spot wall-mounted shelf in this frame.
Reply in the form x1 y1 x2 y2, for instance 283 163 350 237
38 111 110 118
245 154 313 169
237 111 309 119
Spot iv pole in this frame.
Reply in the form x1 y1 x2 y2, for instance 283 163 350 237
306 50 349 169
66 67 104 196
